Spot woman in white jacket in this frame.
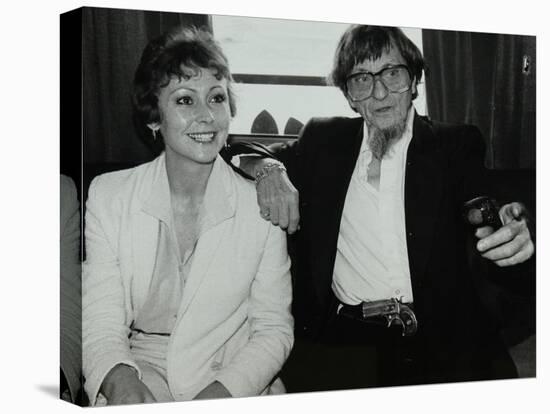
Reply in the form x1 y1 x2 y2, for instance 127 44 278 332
83 26 293 406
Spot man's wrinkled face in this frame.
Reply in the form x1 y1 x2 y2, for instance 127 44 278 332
347 45 416 136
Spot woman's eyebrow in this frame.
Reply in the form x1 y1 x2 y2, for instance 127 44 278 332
168 86 196 96
169 84 226 96
209 85 226 92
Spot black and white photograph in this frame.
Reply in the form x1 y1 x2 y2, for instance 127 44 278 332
58 4 538 407
3 0 547 413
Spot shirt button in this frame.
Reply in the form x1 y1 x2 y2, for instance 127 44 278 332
408 232 413 237
395 289 401 295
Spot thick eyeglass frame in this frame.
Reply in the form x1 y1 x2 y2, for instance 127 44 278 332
345 64 413 102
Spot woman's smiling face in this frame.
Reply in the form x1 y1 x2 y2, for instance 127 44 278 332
152 67 231 166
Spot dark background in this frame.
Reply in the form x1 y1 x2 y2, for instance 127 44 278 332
61 7 535 190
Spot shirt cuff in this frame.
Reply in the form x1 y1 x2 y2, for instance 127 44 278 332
87 358 143 406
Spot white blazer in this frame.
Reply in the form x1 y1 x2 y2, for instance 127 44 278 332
83 154 293 404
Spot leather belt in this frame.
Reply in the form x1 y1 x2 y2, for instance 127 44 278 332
338 298 418 337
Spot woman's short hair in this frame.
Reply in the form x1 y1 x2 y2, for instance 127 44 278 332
329 25 425 100
133 26 236 146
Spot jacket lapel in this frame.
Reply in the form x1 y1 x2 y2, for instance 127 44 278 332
177 222 229 317
177 157 236 317
309 117 364 307
404 114 444 287
131 155 168 311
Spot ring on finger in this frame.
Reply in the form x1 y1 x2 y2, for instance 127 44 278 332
261 210 271 218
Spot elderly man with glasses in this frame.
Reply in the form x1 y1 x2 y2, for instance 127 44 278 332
233 25 534 391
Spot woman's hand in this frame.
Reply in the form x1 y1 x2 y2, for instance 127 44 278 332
193 381 232 400
100 364 156 405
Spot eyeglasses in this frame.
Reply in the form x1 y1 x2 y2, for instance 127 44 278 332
346 64 412 102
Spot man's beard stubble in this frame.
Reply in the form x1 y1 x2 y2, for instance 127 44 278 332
367 118 407 160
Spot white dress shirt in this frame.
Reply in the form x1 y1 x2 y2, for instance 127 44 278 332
332 108 415 305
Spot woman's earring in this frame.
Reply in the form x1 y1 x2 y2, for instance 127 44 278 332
152 129 158 141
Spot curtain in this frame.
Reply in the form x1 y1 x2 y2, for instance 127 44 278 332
422 30 535 169
82 7 210 165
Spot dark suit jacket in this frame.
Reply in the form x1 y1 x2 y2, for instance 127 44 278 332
265 113 520 382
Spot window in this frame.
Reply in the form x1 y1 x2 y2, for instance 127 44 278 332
212 15 426 136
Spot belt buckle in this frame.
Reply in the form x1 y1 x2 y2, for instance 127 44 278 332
361 298 418 337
